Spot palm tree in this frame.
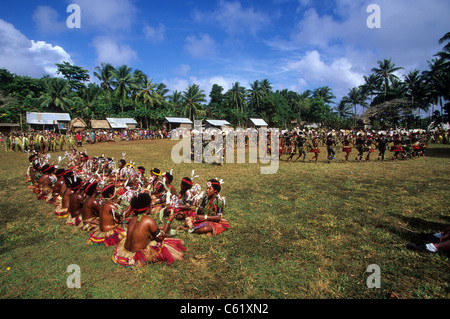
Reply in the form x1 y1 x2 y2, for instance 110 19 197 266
131 69 146 109
360 73 381 105
423 58 446 116
334 99 353 119
371 58 404 99
259 78 272 96
299 89 312 99
404 69 427 116
312 86 336 104
247 80 262 113
94 63 115 103
182 83 206 121
111 65 136 113
78 83 100 118
40 77 72 113
435 31 450 69
434 68 450 122
136 75 158 110
226 81 247 126
168 90 183 115
342 87 368 128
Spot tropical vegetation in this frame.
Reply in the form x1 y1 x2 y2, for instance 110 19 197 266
0 33 449 130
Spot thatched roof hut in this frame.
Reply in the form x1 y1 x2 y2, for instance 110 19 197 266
70 117 87 131
90 120 111 130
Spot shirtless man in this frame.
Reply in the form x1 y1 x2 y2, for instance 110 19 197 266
36 164 56 200
89 184 126 247
26 153 39 186
377 133 388 161
325 133 336 163
54 171 74 218
308 137 320 163
112 192 186 267
46 168 66 205
79 181 100 231
293 134 306 162
355 133 366 162
66 176 85 226
341 135 352 163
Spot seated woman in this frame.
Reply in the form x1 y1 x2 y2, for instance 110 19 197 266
149 168 166 215
191 179 229 235
112 192 186 267
89 184 126 247
164 177 197 229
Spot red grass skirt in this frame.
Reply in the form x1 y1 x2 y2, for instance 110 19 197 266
89 227 126 247
342 147 352 153
310 148 320 153
112 237 186 267
193 219 230 235
171 207 196 220
390 146 403 152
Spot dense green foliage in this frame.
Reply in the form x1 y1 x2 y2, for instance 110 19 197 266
0 32 449 130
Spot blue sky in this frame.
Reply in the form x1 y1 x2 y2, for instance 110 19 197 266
0 0 449 103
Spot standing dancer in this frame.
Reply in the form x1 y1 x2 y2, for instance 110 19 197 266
341 135 352 163
309 136 320 162
326 133 336 163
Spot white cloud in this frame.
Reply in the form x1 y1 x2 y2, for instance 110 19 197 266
184 34 217 59
215 0 269 36
32 6 66 34
29 40 73 75
173 64 191 76
91 36 137 66
69 0 137 32
265 0 450 100
285 50 364 100
143 23 165 44
0 19 72 77
194 0 270 36
163 74 249 102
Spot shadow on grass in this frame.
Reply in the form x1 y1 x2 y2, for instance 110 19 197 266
424 146 450 158
386 213 449 243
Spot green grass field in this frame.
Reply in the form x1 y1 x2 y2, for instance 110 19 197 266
0 139 449 299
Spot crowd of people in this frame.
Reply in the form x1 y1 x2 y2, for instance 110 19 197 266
26 149 229 267
278 128 437 163
15 125 449 268
1 128 170 152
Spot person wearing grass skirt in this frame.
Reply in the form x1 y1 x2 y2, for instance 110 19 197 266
113 192 186 267
66 176 84 226
89 184 126 247
191 179 229 235
79 181 100 231
54 170 74 218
